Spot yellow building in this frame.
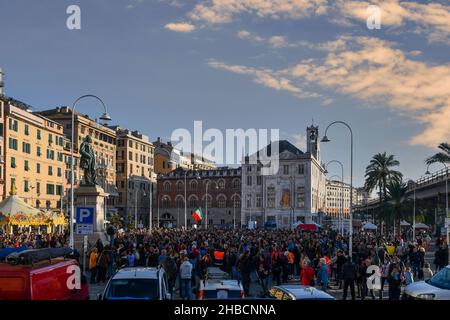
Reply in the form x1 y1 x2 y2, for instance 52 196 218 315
1 96 71 209
113 126 155 224
39 107 118 211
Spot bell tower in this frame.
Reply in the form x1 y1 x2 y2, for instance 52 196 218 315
307 124 320 161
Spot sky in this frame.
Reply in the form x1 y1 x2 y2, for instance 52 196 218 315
0 0 449 188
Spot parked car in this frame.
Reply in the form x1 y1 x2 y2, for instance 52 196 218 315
199 279 245 300
99 267 171 300
0 248 89 300
268 285 335 300
403 265 450 300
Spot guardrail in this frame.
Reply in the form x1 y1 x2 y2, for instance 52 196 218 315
409 167 449 191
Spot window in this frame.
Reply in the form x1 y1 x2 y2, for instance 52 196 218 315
256 194 262 207
232 178 241 189
36 163 40 173
296 186 305 208
257 176 262 185
24 160 30 171
46 149 54 160
298 164 305 175
231 195 241 208
48 166 53 176
217 195 226 208
36 182 40 194
22 142 31 154
267 186 275 208
246 176 252 186
129 151 133 161
162 196 170 208
24 124 29 135
57 167 62 177
37 129 41 140
203 195 212 208
189 196 198 208
246 194 252 208
48 134 53 145
8 119 18 131
246 166 252 172
10 157 16 168
8 138 18 150
175 196 185 209
24 180 29 192
36 146 41 156
218 179 225 189
163 181 171 192
46 183 55 195
283 165 289 175
57 152 63 162
177 181 184 191
190 180 198 191
56 185 63 196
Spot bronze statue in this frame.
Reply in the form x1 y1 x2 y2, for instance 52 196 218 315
79 135 97 185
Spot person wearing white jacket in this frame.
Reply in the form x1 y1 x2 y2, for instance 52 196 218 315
180 257 193 300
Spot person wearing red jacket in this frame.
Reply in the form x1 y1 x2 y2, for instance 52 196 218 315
301 261 315 286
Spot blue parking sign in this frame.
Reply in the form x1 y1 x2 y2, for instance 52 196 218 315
76 207 95 235
76 207 94 224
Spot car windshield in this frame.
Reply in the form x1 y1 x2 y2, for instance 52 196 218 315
204 289 241 299
105 279 159 300
428 268 450 290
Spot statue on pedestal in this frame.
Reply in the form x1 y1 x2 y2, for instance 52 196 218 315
79 135 97 185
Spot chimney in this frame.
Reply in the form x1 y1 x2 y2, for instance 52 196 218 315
0 68 4 95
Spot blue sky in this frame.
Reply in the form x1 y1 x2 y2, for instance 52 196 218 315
0 0 449 188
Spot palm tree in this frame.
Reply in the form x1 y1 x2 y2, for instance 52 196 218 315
387 179 408 236
364 152 403 229
425 142 450 165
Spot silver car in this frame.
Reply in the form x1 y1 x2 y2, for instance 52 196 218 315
268 285 336 300
403 265 450 300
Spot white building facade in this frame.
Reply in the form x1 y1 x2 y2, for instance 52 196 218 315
325 179 358 218
241 125 327 229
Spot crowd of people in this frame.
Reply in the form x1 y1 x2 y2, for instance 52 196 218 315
1 226 448 300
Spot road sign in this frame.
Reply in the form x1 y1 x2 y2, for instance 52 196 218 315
76 207 95 235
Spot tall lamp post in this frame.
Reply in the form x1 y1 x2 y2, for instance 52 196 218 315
404 179 417 240
426 162 449 263
69 95 111 249
321 121 353 259
325 160 345 235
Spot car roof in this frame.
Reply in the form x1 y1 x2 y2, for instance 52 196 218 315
112 267 160 280
275 285 335 300
202 279 242 290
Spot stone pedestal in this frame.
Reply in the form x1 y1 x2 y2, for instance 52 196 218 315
75 184 108 232
74 184 108 251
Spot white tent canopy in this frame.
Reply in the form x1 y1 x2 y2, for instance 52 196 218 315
414 222 430 229
362 222 377 230
400 220 411 227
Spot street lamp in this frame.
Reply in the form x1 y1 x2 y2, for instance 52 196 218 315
404 178 417 241
325 160 345 235
321 121 354 258
69 95 111 249
426 162 449 263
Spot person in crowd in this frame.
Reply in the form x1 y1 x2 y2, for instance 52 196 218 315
89 247 98 284
317 258 329 292
180 256 193 300
422 262 434 281
342 257 356 300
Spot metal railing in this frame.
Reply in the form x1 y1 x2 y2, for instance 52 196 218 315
409 167 449 191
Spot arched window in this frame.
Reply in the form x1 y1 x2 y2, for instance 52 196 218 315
217 179 225 189
267 185 276 208
175 195 185 209
232 178 241 189
162 196 170 208
163 181 171 192
188 195 198 208
202 194 212 208
176 181 184 192
189 180 198 191
231 194 241 208
217 194 227 208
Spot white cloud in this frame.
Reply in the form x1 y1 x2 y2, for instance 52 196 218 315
164 22 196 32
209 36 450 146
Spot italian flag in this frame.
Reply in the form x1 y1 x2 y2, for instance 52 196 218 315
192 208 203 222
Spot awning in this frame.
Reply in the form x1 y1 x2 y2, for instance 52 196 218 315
362 222 377 230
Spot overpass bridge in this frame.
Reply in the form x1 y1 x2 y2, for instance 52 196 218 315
354 167 449 226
